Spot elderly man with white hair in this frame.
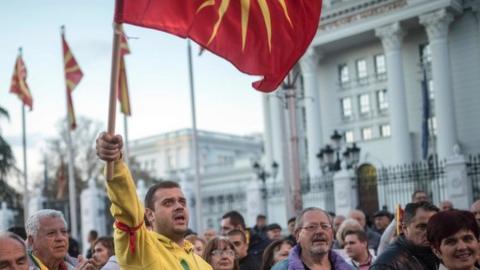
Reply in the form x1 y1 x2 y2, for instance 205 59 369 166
26 209 95 270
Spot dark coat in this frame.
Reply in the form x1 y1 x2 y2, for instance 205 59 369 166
369 235 438 270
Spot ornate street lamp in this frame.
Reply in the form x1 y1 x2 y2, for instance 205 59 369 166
317 131 361 173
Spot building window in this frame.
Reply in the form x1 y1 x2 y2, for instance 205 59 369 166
380 124 391 137
344 130 354 143
377 89 388 111
359 94 370 114
339 64 349 85
341 97 352 118
362 127 373 140
356 59 367 82
374 54 386 76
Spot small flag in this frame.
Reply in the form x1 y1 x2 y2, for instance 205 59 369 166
395 204 404 235
62 28 83 130
117 26 132 116
421 68 430 160
114 0 323 92
10 49 33 110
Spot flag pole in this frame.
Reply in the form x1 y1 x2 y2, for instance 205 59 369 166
61 26 79 239
187 40 203 233
21 101 29 221
284 73 303 216
106 23 122 180
123 114 130 166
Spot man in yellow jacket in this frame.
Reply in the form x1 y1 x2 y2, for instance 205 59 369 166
96 132 212 270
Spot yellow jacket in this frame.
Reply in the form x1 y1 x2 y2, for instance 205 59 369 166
106 161 212 270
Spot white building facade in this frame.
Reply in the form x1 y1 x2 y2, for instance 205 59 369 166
264 0 480 218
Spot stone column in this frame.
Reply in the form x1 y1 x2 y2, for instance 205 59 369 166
333 167 358 216
0 202 15 231
299 48 323 184
444 150 472 210
246 174 266 226
375 22 413 165
420 9 458 159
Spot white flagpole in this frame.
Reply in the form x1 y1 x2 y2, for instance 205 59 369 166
21 103 29 221
187 40 203 233
123 114 130 166
65 124 78 239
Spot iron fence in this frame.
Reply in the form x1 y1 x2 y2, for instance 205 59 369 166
467 154 480 201
376 155 446 211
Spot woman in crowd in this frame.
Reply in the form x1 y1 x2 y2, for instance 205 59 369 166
260 238 294 270
186 234 207 257
203 237 240 270
427 210 479 270
92 236 119 270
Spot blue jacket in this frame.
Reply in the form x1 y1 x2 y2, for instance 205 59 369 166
271 245 354 270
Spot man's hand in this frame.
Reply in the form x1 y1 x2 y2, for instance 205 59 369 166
96 132 123 162
75 255 97 270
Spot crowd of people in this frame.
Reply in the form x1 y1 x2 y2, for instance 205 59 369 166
1 132 479 270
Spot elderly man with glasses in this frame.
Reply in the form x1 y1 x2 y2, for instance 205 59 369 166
271 207 353 270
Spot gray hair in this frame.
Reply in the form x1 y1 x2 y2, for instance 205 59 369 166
295 207 332 231
0 232 27 251
26 209 68 237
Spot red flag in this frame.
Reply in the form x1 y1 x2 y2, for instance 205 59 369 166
118 26 132 116
62 32 83 130
114 0 322 92
10 51 33 109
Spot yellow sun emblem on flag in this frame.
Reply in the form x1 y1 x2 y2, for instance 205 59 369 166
197 0 293 52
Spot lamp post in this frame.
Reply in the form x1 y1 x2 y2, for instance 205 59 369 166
317 130 361 173
252 161 279 216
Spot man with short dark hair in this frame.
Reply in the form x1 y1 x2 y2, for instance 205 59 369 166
0 232 29 270
343 230 374 269
221 210 270 259
372 210 392 235
370 201 439 270
348 210 380 252
272 207 353 270
96 132 212 270
227 229 261 270
286 217 297 244
411 190 429 203
265 223 282 241
253 215 267 238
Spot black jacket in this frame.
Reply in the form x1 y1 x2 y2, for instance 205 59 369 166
369 235 438 270
247 229 271 259
240 253 261 270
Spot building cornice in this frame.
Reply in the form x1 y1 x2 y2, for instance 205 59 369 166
313 0 462 47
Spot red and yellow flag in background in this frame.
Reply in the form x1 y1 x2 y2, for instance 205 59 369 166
118 25 132 116
114 0 322 92
10 50 33 110
62 31 83 130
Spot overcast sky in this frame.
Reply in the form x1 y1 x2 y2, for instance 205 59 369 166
1 0 265 184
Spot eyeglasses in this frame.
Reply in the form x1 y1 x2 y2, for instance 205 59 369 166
211 249 236 257
301 223 332 232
